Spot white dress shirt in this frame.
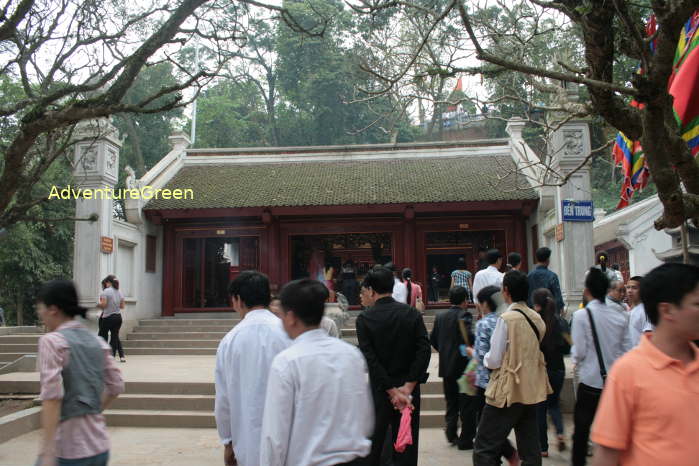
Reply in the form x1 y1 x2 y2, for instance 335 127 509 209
628 303 654 347
214 309 291 466
484 316 508 369
472 265 504 304
392 277 408 304
571 299 632 389
259 329 374 466
320 316 339 337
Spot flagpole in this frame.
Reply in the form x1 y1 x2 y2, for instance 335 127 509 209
190 42 199 145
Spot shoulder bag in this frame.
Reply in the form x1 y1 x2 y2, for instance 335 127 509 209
585 306 607 384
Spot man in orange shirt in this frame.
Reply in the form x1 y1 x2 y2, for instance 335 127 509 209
590 263 699 466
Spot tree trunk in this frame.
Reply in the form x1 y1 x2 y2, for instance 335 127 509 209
123 114 146 175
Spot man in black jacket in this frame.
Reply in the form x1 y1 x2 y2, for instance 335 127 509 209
430 286 477 450
356 266 431 466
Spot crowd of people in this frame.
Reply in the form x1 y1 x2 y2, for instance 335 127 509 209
30 247 699 466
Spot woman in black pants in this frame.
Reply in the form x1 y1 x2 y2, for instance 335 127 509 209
98 275 126 362
532 288 567 457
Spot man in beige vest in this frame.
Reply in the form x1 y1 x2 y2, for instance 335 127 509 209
473 270 552 466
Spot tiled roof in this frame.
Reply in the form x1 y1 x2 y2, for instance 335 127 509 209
144 155 538 210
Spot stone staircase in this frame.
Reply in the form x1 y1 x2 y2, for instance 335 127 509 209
122 314 436 355
102 381 447 429
0 327 43 370
107 312 445 428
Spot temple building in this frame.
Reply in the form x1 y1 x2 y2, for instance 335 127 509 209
71 117 596 330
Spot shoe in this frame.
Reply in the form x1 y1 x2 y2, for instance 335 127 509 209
445 429 457 445
557 434 567 452
457 442 474 451
541 451 549 457
507 450 520 466
120 358 126 363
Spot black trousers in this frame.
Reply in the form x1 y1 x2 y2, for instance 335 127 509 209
572 383 602 466
443 376 478 447
474 388 516 460
98 314 124 358
474 403 541 466
368 385 421 466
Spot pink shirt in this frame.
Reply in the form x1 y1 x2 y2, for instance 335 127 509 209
408 282 423 308
39 320 124 459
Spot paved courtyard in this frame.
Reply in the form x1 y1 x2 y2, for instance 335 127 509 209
1 425 572 466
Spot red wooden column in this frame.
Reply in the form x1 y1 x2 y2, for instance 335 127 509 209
161 221 175 316
264 210 281 291
403 206 417 272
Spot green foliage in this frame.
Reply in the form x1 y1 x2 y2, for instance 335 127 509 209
0 159 74 325
194 80 269 148
113 63 184 175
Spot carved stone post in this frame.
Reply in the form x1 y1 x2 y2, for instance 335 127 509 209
72 118 121 320
549 121 594 312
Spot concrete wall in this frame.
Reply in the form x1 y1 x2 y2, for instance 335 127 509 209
594 196 671 277
112 219 163 334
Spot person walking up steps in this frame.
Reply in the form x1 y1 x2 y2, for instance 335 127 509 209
259 279 373 466
97 275 125 362
35 280 124 466
473 271 551 466
215 271 290 466
570 268 631 466
531 288 567 457
430 286 477 450
591 263 699 466
356 266 431 466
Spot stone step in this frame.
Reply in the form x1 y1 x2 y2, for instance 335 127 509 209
0 353 31 364
126 333 227 341
138 319 239 327
133 326 231 333
111 394 214 411
122 340 220 348
104 409 216 428
421 394 446 411
342 337 437 353
340 326 433 337
0 344 38 353
103 407 444 429
0 335 41 344
121 348 217 356
345 316 436 326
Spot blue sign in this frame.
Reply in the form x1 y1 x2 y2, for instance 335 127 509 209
562 200 594 222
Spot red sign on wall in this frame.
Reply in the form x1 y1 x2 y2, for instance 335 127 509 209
555 224 565 242
100 236 113 254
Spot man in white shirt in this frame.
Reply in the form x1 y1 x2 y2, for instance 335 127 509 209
215 271 291 466
626 276 654 346
472 249 504 304
605 280 629 313
259 279 374 466
570 268 632 466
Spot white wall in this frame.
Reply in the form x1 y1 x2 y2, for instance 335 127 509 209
112 219 163 334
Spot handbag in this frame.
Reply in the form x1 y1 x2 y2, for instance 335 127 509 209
457 314 478 395
585 306 607 384
415 296 425 312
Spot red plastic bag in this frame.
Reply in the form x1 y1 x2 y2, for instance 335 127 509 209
393 407 413 453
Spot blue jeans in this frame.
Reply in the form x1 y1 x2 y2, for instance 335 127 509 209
58 451 109 466
537 368 565 452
